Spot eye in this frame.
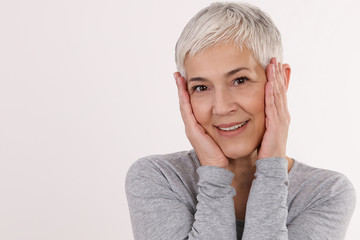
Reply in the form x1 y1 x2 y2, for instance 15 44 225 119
233 76 249 86
192 85 208 92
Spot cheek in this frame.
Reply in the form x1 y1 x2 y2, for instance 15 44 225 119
252 88 265 114
238 85 265 115
251 87 266 133
190 97 211 125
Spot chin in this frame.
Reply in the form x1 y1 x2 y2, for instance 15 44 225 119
221 144 257 160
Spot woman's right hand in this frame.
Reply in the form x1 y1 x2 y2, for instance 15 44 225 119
174 72 229 169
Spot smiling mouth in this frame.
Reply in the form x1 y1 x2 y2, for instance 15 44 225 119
217 120 249 131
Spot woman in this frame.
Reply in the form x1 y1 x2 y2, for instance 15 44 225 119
126 2 355 239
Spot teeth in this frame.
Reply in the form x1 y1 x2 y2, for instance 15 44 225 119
219 121 248 131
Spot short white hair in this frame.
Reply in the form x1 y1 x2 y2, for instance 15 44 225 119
175 2 283 78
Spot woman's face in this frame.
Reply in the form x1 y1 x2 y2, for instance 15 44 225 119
184 44 267 160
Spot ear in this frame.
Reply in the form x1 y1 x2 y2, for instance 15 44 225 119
282 63 291 91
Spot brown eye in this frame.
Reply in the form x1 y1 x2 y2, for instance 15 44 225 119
234 76 249 85
193 85 208 92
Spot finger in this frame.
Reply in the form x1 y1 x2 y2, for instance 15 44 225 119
277 63 287 94
174 73 199 129
174 73 191 117
278 62 282 73
273 60 283 97
174 72 188 103
266 58 276 83
266 59 282 119
270 57 277 65
280 67 291 122
272 63 290 123
265 81 277 121
275 63 290 120
266 58 290 123
271 60 287 117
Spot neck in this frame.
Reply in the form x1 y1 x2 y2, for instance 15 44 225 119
228 150 257 186
227 150 294 221
227 150 294 186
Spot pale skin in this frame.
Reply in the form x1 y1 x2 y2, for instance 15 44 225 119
174 43 293 220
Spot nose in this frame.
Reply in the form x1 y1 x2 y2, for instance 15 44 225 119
212 89 237 115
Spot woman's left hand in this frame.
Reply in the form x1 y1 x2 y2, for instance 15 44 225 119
257 58 291 160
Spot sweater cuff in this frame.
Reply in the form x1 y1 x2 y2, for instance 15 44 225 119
255 157 288 179
196 166 235 197
197 166 234 184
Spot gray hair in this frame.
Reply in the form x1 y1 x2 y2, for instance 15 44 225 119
175 2 283 78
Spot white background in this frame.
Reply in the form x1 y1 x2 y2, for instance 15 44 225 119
0 0 359 239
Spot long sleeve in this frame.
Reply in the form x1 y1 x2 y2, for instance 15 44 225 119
125 156 237 240
286 166 356 239
242 157 289 239
242 157 356 240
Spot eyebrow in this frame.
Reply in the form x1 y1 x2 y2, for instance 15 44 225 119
225 67 249 77
188 67 249 82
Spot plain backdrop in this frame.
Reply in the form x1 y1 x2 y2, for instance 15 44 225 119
0 0 359 239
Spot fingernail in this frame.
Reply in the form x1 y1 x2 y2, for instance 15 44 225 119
272 64 275 73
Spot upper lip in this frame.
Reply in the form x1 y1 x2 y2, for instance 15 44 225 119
216 120 248 128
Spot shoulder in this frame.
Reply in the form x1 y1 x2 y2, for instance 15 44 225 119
126 150 199 179
125 150 200 196
288 160 356 219
289 160 355 196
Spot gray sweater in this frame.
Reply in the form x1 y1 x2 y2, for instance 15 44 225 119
125 150 356 239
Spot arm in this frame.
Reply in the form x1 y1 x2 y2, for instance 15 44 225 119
242 158 356 240
242 157 289 239
242 59 355 239
242 58 290 239
287 173 356 240
125 159 237 240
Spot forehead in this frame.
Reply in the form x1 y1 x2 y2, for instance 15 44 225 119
184 44 262 79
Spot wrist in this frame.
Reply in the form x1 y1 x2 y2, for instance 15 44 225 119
201 161 229 169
